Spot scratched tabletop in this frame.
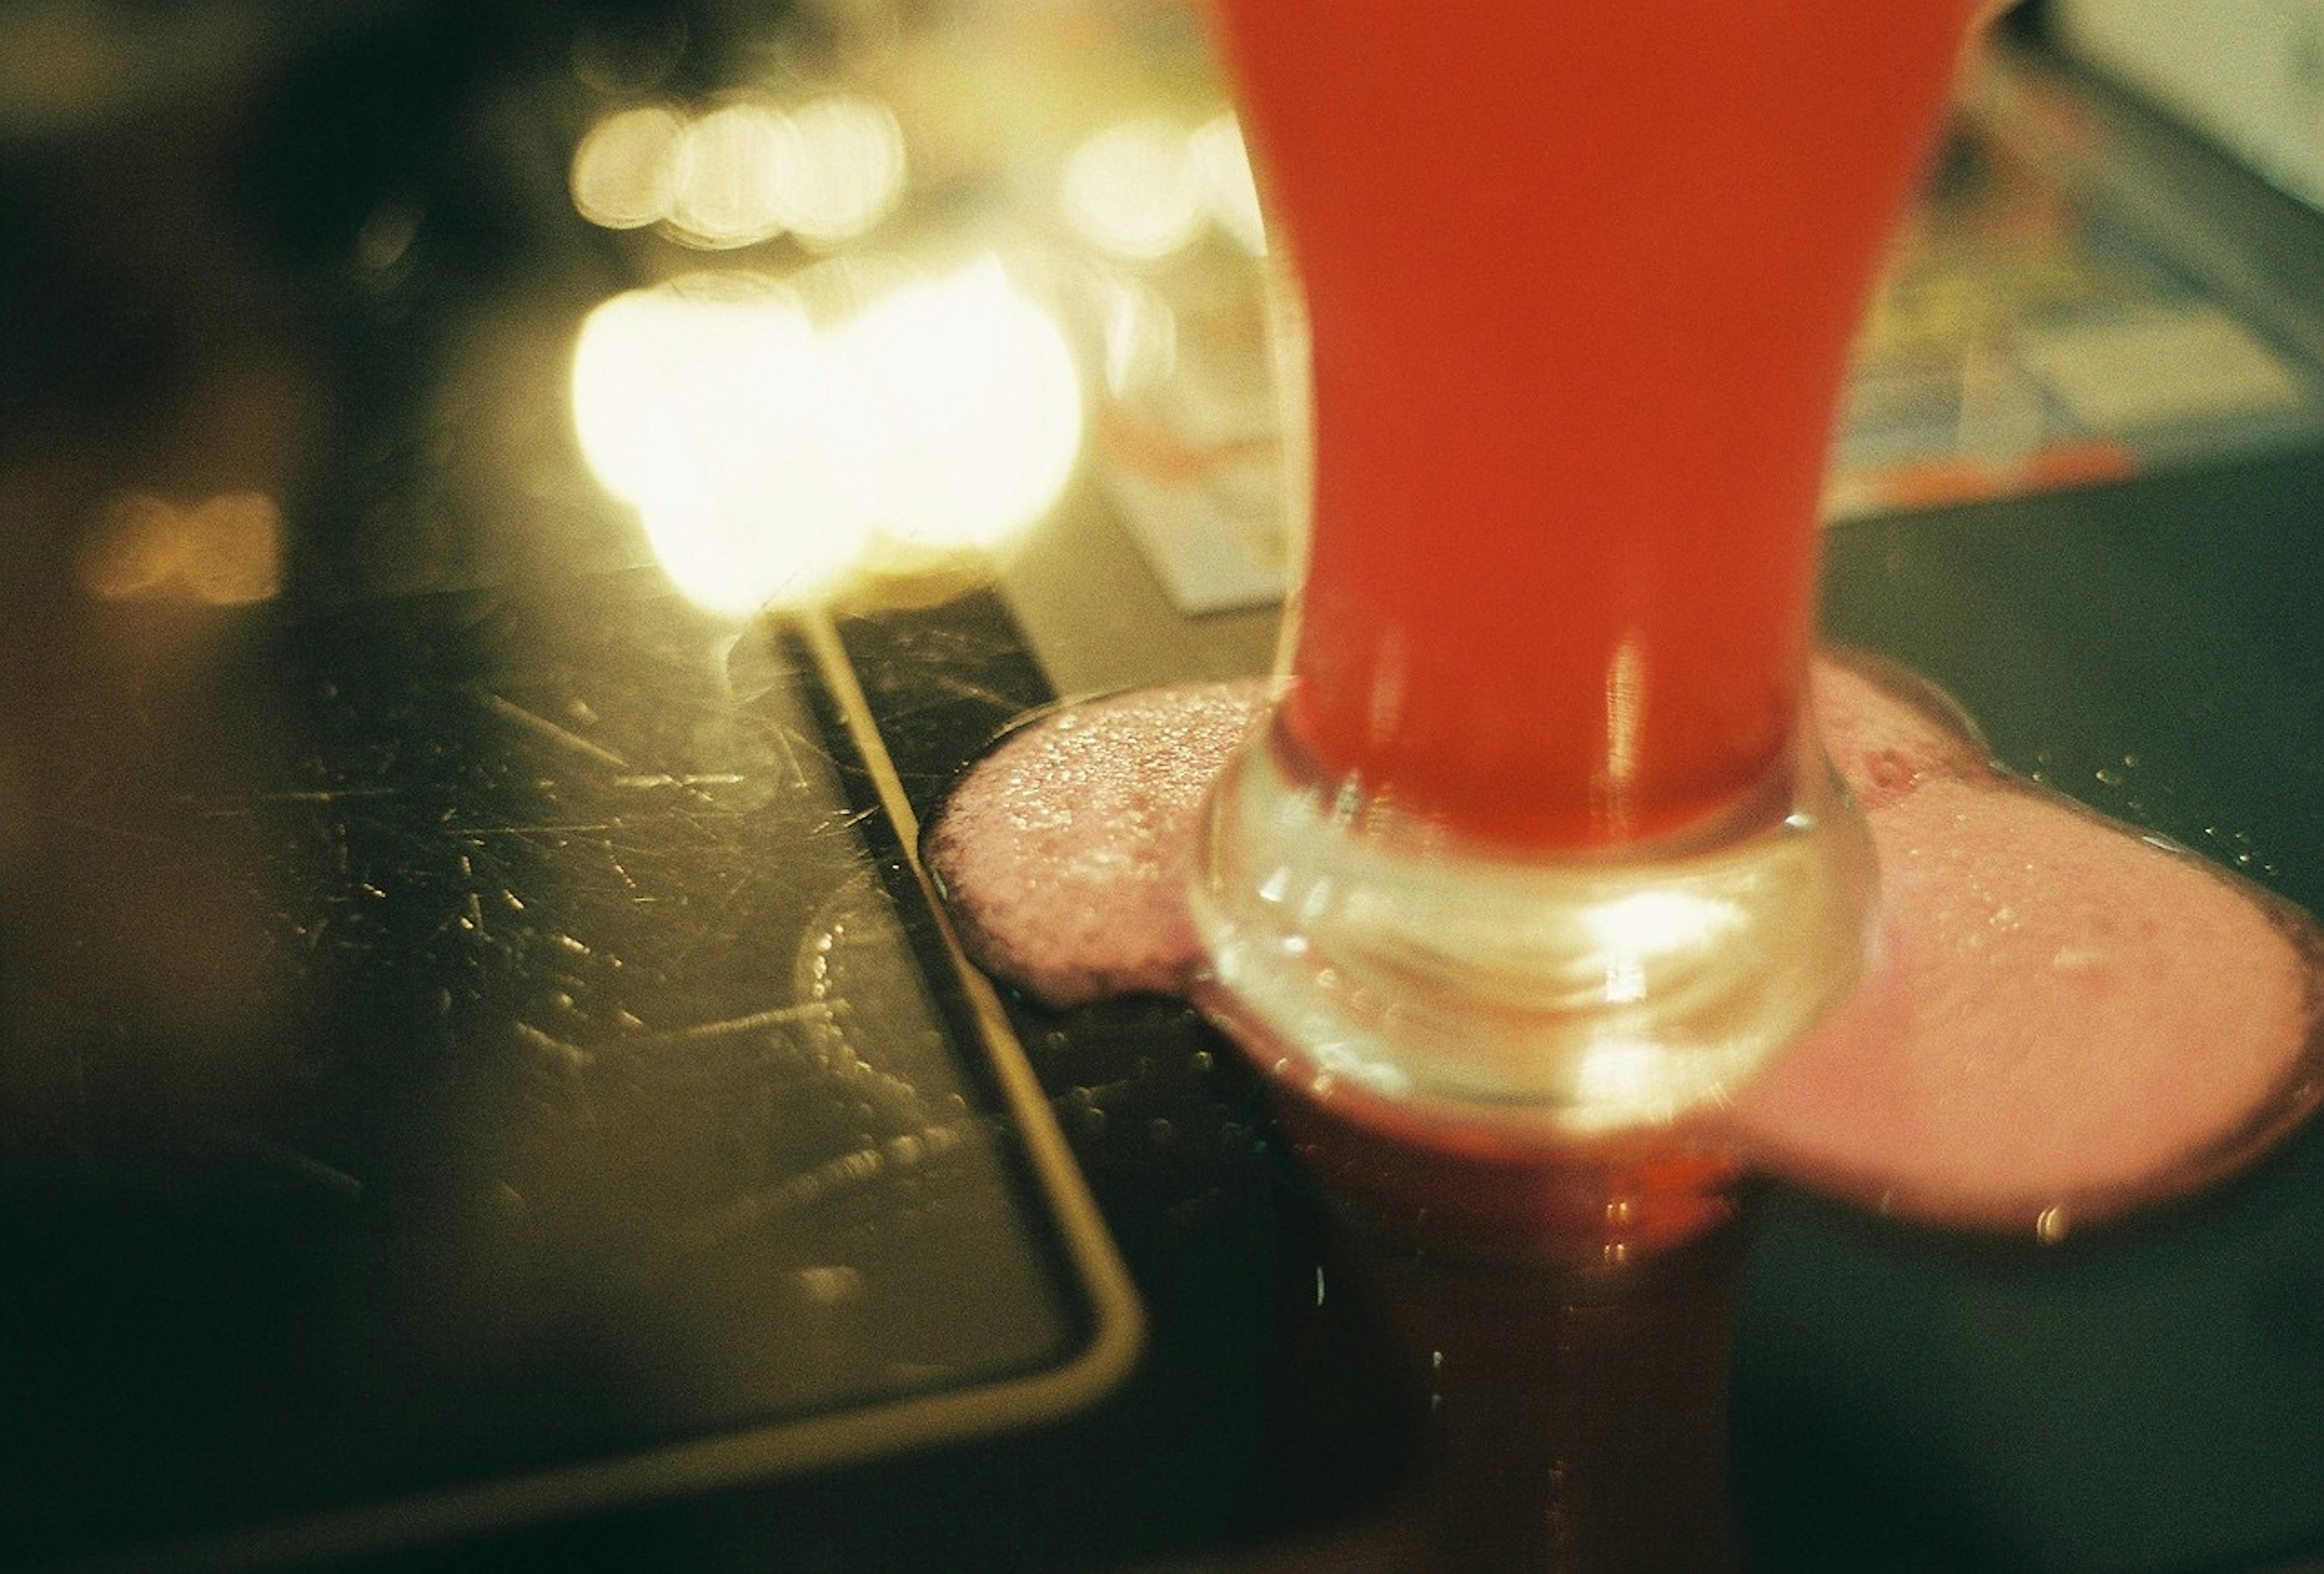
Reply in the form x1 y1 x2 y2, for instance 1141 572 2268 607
0 555 1140 1564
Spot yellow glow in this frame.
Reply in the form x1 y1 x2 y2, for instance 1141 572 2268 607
1574 1036 1666 1115
1188 111 1267 255
1060 117 1203 261
180 492 284 605
78 490 283 605
774 94 906 245
570 103 687 230
79 493 182 600
573 274 867 612
572 259 1083 613
669 99 796 249
820 258 1083 550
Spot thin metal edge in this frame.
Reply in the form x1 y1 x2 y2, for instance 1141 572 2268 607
73 610 1145 1574
790 602 1147 1394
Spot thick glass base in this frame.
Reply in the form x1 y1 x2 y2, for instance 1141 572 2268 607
1189 710 1879 1141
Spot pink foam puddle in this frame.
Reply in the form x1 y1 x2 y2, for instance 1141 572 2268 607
925 658 2323 1233
1730 658 2324 1230
924 683 1269 1008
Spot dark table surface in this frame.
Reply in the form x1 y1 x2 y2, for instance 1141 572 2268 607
3 5 2321 1570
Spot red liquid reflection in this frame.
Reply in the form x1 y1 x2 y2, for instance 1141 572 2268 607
1238 1204 1755 1572
1239 1103 1753 1569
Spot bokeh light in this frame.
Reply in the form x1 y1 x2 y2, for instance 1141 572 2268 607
573 272 860 612
569 93 906 251
78 490 284 605
569 102 688 230
668 99 797 249
1061 116 1204 261
821 257 1085 550
1060 110 1268 262
572 258 1083 614
775 94 907 244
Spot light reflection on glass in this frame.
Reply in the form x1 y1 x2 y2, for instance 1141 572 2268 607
1603 634 1646 812
1575 1036 1668 1119
1187 110 1267 255
1060 111 1268 263
1062 117 1204 261
1095 274 1178 399
572 258 1083 614
78 490 284 605
1583 890 1743 962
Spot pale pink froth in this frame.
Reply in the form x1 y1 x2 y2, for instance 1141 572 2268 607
927 658 2323 1227
1725 777 2321 1227
925 683 1267 1007
1810 654 1991 809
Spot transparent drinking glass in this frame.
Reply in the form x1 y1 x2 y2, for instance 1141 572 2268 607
1191 0 1981 1243
1184 7 1985 1563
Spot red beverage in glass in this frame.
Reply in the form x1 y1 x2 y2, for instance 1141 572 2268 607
1182 15 1982 1558
1209 2 1979 847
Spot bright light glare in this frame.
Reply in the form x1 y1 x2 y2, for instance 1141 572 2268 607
570 103 686 230
1060 117 1203 261
1188 111 1267 255
822 260 1084 549
669 99 797 248
1583 890 1742 959
570 93 907 251
775 95 906 244
574 274 860 612
1584 888 1739 1009
1574 1036 1667 1117
572 260 1083 613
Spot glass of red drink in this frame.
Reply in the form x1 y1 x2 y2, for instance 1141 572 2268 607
1190 2 1983 1231
1180 7 1984 1562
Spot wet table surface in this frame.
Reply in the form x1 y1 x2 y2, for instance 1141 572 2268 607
4 5 2323 1570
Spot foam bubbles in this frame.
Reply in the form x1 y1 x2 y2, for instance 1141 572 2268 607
927 657 2323 1233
